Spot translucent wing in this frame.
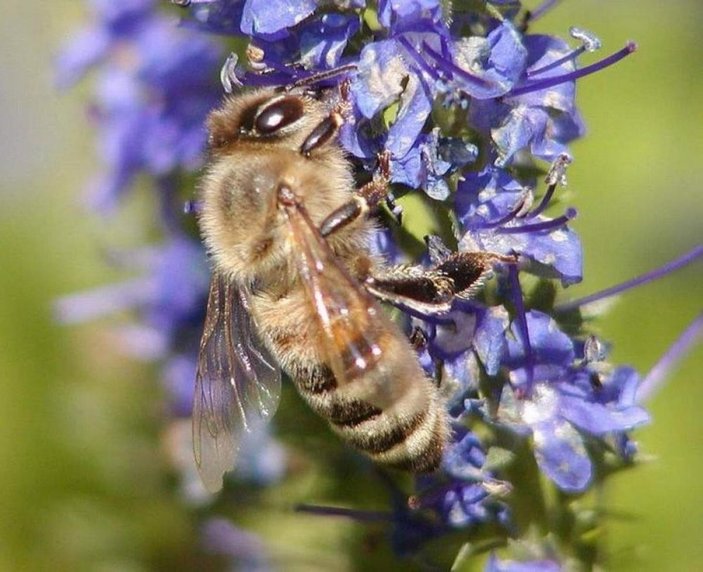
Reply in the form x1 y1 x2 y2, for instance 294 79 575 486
281 195 402 407
193 273 281 492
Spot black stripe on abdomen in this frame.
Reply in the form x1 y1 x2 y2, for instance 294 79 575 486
326 399 382 427
343 407 428 455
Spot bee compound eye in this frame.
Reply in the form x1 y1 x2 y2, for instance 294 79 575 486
254 96 305 135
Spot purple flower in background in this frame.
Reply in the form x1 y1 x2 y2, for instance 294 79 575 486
57 0 222 210
202 518 271 572
485 552 562 572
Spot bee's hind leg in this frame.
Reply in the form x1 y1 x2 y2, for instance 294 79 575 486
364 250 517 315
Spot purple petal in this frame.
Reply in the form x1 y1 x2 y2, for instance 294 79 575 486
452 22 527 99
240 0 316 37
532 418 592 493
473 306 510 376
442 429 486 480
386 76 432 157
507 311 575 367
559 394 650 435
353 39 409 119
378 0 444 31
300 13 359 69
55 26 111 88
513 35 577 113
455 166 525 228
492 105 548 166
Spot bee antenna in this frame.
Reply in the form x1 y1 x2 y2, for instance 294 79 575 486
285 63 357 91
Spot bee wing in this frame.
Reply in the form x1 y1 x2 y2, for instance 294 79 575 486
282 199 400 407
193 273 282 492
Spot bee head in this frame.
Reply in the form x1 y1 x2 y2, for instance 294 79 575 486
198 88 352 282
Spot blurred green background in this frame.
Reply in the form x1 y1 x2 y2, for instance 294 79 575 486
0 1 700 570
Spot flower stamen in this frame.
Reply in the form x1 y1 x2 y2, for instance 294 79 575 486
421 41 494 89
397 36 444 83
528 153 572 218
477 194 531 229
527 28 602 78
555 245 703 312
508 264 534 394
294 504 391 522
509 42 637 98
498 208 577 234
637 312 703 403
526 0 563 24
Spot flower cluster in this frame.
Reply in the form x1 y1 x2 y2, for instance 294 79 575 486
59 0 700 569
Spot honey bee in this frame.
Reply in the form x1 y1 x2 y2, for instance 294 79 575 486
193 85 511 492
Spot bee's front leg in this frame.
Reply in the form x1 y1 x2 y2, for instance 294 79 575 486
299 111 344 157
299 81 353 158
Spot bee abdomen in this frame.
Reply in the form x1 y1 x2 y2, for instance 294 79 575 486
335 407 428 454
341 395 447 472
289 360 449 473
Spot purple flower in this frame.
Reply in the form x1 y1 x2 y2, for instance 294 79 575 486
299 13 360 69
346 33 438 161
456 164 582 286
486 553 562 572
392 427 510 553
440 21 528 100
492 311 650 492
240 0 316 38
202 518 271 572
378 0 446 33
421 304 510 415
469 32 587 167
57 1 222 210
55 237 209 356
393 127 479 199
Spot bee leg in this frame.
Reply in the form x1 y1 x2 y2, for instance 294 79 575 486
299 77 355 157
364 265 455 313
408 326 444 388
365 252 517 314
319 195 367 238
357 150 402 226
408 326 429 351
300 111 345 157
357 149 391 208
319 151 392 238
432 250 517 300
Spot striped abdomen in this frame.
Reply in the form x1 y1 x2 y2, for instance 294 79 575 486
292 355 449 472
256 290 450 471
